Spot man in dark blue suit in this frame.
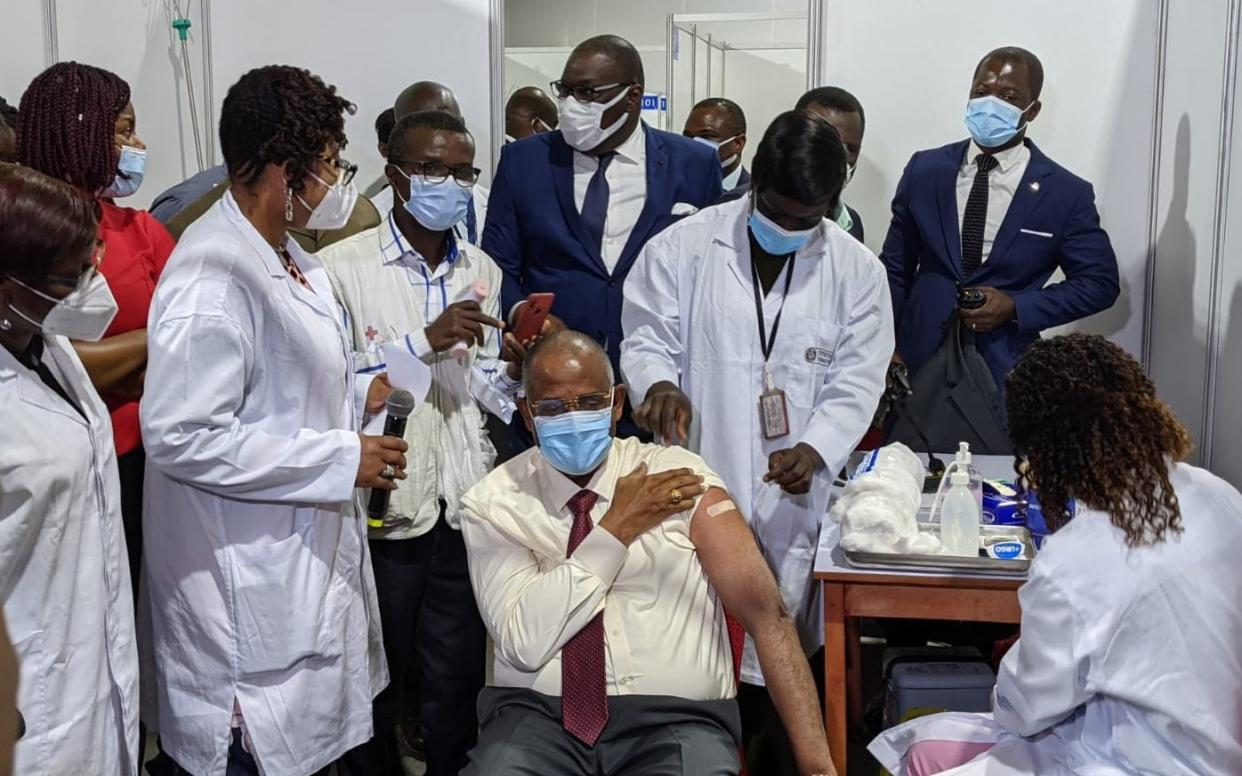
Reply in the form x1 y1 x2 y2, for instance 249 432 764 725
483 34 722 439
683 97 750 197
882 46 1119 394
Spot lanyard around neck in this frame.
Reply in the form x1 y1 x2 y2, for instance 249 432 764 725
749 253 796 363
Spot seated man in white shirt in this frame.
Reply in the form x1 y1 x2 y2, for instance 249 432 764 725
459 330 836 776
319 109 521 775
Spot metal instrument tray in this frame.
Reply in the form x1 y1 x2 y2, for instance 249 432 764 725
843 523 1034 576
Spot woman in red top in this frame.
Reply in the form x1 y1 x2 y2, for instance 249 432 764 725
17 62 175 599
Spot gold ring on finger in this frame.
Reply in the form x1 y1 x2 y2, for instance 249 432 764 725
382 464 396 480
669 488 684 506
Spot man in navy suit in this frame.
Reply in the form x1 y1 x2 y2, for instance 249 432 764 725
484 34 722 438
683 97 750 196
882 46 1119 394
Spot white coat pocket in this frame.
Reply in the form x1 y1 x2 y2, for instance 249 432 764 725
230 532 341 674
776 317 844 409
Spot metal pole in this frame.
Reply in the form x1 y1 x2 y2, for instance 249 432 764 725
666 14 675 131
705 34 713 95
806 0 825 89
200 0 217 165
690 24 698 107
42 0 58 67
488 0 506 182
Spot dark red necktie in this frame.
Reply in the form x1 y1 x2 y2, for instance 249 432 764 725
562 488 608 746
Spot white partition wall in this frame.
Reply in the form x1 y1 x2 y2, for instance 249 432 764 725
3 0 495 199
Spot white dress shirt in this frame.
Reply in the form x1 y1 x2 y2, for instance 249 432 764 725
320 212 520 539
572 122 648 274
722 164 744 192
955 140 1031 263
459 436 736 701
621 195 893 683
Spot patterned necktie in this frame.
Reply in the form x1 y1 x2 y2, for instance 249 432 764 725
276 245 313 290
561 488 608 746
961 153 1000 278
580 152 616 260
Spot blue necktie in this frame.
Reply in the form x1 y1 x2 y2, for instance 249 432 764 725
581 152 616 259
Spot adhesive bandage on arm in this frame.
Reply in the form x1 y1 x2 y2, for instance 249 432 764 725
705 499 737 518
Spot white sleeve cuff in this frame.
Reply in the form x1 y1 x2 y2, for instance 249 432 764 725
402 329 437 363
571 526 627 585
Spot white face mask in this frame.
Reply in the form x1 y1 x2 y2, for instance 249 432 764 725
100 145 147 199
7 271 118 341
557 87 631 152
692 134 740 169
297 169 358 231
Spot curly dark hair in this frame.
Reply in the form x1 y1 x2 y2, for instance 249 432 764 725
1006 333 1192 547
219 65 355 195
16 62 130 194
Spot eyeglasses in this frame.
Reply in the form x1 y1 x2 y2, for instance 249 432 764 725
549 80 633 104
318 156 358 187
390 160 481 188
44 238 105 291
529 391 614 417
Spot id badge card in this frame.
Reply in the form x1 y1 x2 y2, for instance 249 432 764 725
759 368 791 440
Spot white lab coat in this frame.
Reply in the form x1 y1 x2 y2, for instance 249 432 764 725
140 192 387 776
0 336 138 775
870 463 1242 775
621 196 893 683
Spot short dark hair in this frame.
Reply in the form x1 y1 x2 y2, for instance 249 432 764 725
17 62 130 193
795 86 865 131
219 65 355 193
0 96 17 130
691 97 746 134
387 110 472 162
0 164 98 286
976 46 1045 100
375 108 396 146
571 35 645 86
751 110 847 206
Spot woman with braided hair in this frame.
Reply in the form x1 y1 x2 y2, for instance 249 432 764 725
140 65 405 776
16 62 175 602
870 334 1242 775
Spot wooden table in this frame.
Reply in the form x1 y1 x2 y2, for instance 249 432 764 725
815 546 1022 773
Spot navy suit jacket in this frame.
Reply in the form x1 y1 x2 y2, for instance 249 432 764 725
881 138 1119 390
483 124 722 373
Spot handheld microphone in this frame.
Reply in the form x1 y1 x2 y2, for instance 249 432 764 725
366 389 416 528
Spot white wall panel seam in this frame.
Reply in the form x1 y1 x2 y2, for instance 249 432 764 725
1142 0 1170 372
1203 0 1242 468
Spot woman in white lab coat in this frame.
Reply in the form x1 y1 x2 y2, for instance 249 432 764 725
140 66 407 776
621 111 893 767
870 334 1242 776
0 165 139 774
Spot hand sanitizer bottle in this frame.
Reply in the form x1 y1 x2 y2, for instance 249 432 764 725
955 441 983 513
940 467 981 557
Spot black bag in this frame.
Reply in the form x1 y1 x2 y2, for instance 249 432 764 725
887 312 1012 455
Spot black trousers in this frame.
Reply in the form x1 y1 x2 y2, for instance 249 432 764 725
340 514 487 776
116 445 144 604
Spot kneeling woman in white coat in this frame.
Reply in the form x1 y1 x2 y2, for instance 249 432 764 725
870 334 1242 776
140 66 408 776
0 165 139 775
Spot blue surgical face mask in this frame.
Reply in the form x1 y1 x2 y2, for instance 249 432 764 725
100 145 146 199
964 96 1033 149
393 168 473 231
748 204 816 256
533 396 615 476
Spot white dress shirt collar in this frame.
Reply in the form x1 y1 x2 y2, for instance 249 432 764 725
605 120 646 167
965 139 1030 175
533 440 620 514
379 210 461 277
722 164 744 192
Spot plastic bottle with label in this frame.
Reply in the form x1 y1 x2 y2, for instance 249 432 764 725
940 468 982 557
